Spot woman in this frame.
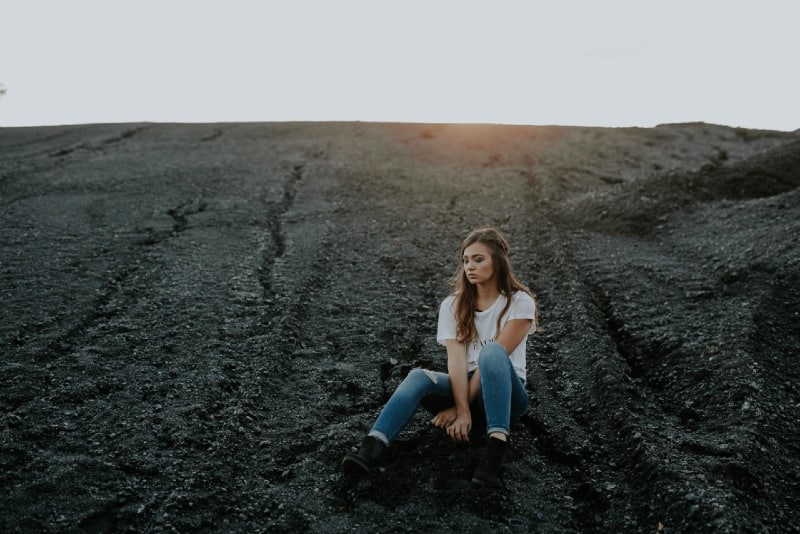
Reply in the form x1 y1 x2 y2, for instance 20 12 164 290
342 227 539 486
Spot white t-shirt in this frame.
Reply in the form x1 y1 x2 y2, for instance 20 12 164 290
436 291 536 381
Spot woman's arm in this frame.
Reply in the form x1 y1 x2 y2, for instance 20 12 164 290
445 339 472 442
495 318 533 355
446 339 470 415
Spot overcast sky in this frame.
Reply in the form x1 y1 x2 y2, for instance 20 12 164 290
1 0 798 130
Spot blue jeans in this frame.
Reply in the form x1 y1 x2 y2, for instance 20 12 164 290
369 342 529 445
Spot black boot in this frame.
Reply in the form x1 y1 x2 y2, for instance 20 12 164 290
471 435 508 486
342 435 390 474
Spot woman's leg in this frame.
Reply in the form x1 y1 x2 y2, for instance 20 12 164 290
369 368 452 445
477 342 529 438
344 368 453 474
472 342 528 485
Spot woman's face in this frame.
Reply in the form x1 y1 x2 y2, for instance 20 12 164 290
462 242 495 286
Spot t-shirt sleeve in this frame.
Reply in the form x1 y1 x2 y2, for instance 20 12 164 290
436 296 457 346
509 292 537 334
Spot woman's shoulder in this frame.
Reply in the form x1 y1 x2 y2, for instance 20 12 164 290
440 294 457 309
510 290 535 306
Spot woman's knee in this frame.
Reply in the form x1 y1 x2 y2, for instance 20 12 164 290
399 368 441 395
478 342 508 367
406 367 439 384
391 368 440 403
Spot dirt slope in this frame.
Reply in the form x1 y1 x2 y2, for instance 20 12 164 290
1 121 798 532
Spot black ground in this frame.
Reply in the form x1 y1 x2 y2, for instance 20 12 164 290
1 121 799 532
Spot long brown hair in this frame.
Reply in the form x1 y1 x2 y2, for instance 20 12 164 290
450 228 539 343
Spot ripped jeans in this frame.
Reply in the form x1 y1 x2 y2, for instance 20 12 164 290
368 342 529 445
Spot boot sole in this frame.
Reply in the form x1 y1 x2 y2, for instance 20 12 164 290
342 453 372 474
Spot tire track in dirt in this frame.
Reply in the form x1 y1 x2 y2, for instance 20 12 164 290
0 125 151 193
3 195 209 365
553 139 800 529
189 151 350 530
1 124 332 531
257 163 304 301
508 221 641 530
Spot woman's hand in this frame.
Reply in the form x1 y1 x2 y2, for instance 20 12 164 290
431 407 457 429
446 412 472 443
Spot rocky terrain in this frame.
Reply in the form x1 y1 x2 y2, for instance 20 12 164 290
1 121 799 532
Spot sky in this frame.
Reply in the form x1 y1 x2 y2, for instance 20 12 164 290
1 0 798 130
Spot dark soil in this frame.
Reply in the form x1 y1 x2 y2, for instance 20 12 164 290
2 121 799 532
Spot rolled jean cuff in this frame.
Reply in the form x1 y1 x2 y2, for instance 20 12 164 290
368 430 390 447
486 426 510 437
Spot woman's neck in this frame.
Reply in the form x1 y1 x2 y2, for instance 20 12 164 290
475 282 500 309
